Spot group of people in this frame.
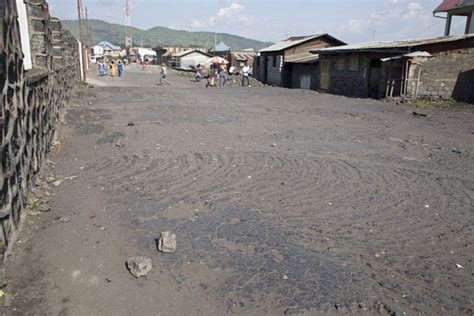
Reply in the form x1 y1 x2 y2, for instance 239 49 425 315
204 62 252 88
98 60 124 78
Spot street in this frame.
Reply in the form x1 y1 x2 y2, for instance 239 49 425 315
3 64 473 315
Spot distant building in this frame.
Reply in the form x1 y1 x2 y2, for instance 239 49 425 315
92 41 121 59
154 46 208 65
311 35 474 103
254 34 346 88
230 51 256 72
136 47 157 62
434 0 474 35
171 50 212 69
212 42 231 55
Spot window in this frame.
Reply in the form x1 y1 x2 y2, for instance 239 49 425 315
336 55 345 70
349 54 359 71
257 56 260 66
273 55 277 67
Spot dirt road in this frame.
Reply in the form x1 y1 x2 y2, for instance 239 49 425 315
2 65 473 315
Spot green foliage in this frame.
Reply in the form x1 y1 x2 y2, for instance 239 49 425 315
79 81 89 89
410 98 457 109
61 19 272 50
27 197 40 209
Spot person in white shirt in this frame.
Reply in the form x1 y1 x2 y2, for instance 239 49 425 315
242 63 251 87
160 63 170 85
229 65 235 83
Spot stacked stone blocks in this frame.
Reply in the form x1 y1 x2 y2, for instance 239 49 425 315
0 0 80 259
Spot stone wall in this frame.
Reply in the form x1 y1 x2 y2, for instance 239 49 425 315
0 0 80 259
415 48 474 103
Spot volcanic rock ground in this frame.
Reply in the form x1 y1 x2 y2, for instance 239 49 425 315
1 65 473 315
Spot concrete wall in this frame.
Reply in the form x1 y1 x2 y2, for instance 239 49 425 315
0 0 80 259
253 55 265 82
179 52 211 69
253 53 284 86
266 54 284 86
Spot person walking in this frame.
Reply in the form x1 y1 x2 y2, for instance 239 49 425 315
205 68 217 88
117 60 124 78
242 63 251 87
160 63 170 85
218 63 228 88
98 61 107 76
109 61 116 77
229 65 235 83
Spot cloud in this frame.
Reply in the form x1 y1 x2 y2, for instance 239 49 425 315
189 2 252 30
402 2 424 20
217 3 245 19
336 0 441 41
347 19 370 34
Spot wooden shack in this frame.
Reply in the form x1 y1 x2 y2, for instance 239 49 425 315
254 34 345 88
311 34 474 102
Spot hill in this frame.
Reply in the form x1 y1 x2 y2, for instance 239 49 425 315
61 19 272 51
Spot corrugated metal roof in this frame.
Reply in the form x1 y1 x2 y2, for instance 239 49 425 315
285 52 320 63
173 50 211 58
259 34 326 52
311 34 474 54
434 0 474 12
95 41 121 50
380 51 432 62
259 34 345 53
231 52 255 61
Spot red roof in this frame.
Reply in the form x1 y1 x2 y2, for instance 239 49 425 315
434 0 460 12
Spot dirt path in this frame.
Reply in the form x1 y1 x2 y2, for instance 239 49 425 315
2 64 473 315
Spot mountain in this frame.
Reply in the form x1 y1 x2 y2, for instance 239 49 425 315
60 19 272 51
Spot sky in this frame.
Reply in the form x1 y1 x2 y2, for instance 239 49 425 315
47 0 469 44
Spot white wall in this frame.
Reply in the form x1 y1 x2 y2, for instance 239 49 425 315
180 52 211 69
16 0 32 70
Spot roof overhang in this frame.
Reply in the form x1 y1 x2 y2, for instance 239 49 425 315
380 51 432 62
434 0 474 13
311 34 474 55
259 34 346 53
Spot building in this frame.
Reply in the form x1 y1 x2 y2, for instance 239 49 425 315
136 47 157 63
212 42 231 55
434 0 474 35
230 51 256 72
311 35 474 102
92 41 121 60
254 34 346 88
154 46 208 66
171 50 212 69
289 55 322 90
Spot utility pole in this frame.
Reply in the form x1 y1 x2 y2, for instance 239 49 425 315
85 6 92 68
125 0 132 47
85 6 92 48
77 0 87 80
214 32 217 55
